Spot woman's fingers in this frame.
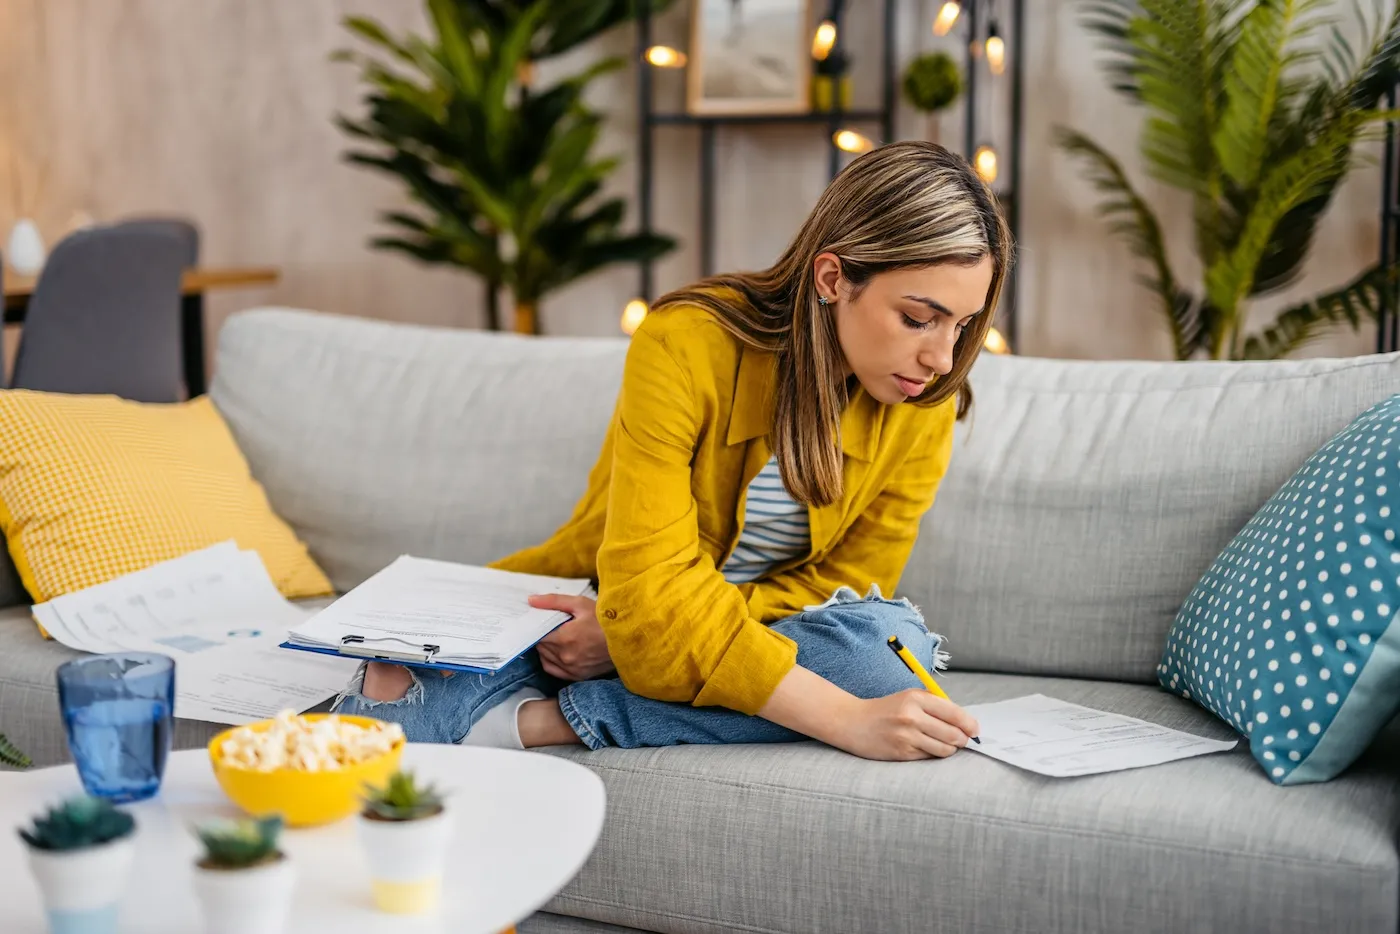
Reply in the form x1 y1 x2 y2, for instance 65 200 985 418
914 693 980 743
528 593 592 616
908 729 960 759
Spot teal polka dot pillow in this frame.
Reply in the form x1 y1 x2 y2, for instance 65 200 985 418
1159 393 1400 785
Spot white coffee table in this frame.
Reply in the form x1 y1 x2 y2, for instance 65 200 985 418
0 744 606 934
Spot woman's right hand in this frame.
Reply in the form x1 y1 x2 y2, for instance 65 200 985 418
828 689 980 761
757 665 979 762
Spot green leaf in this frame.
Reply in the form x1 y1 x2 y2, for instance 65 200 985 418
1214 0 1329 188
1241 262 1397 358
0 733 30 769
1205 107 1394 351
1057 127 1205 358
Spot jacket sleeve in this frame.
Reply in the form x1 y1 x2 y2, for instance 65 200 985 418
594 328 797 715
739 398 957 622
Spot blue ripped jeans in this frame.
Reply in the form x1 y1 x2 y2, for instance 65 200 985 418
330 585 947 750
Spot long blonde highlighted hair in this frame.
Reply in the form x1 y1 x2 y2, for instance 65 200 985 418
652 140 1013 508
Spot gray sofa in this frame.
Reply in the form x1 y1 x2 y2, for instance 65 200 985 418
3 307 1399 934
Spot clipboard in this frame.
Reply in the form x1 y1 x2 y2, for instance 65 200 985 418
278 620 568 675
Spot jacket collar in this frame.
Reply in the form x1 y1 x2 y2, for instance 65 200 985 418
725 344 880 461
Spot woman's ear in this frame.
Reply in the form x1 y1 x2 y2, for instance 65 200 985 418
812 252 843 304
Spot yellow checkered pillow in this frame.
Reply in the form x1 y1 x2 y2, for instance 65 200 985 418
0 390 333 603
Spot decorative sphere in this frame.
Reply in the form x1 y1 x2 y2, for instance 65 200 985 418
902 52 962 113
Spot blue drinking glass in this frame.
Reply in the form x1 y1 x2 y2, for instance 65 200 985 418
55 653 175 803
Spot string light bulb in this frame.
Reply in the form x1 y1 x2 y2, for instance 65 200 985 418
985 22 1005 75
833 129 875 154
643 45 687 68
984 326 1010 355
812 21 837 61
974 144 998 184
621 299 649 335
933 1 962 36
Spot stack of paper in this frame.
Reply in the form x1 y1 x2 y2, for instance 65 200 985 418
32 542 359 725
282 556 593 671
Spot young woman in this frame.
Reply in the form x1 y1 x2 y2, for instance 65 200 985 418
333 140 1011 761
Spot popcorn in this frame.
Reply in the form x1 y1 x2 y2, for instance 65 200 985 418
219 709 404 772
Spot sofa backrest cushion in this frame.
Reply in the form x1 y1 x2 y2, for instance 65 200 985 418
209 308 627 593
901 351 1400 683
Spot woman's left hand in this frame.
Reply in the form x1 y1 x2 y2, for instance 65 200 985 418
531 593 615 681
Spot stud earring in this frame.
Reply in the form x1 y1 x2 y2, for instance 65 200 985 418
817 295 830 306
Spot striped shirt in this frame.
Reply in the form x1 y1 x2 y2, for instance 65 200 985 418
721 454 811 584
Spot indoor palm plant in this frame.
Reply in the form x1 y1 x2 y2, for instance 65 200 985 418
334 0 676 334
1059 0 1400 359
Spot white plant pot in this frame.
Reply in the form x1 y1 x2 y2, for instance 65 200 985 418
25 835 136 934
192 855 296 934
7 218 46 276
357 808 453 914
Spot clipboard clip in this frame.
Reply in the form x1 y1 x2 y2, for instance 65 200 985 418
339 634 441 665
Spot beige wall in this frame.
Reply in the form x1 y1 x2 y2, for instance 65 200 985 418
0 0 1386 377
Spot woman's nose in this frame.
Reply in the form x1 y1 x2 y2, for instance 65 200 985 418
919 331 958 376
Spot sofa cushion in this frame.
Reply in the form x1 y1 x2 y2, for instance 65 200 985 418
0 390 332 602
209 308 628 592
902 352 1400 683
543 673 1400 934
1161 391 1400 784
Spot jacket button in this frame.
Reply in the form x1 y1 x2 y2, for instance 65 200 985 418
604 609 618 620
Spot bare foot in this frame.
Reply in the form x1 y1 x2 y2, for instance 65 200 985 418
517 699 584 748
362 662 413 702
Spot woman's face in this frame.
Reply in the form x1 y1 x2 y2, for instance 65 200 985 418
819 256 994 406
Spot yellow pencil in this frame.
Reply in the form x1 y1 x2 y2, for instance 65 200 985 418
887 635 980 744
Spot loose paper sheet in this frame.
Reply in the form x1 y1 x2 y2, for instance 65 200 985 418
963 694 1238 777
32 542 357 725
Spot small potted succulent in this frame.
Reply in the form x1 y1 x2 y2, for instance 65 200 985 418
191 815 296 934
19 795 137 934
357 770 452 914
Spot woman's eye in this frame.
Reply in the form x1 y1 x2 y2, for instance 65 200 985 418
901 314 930 331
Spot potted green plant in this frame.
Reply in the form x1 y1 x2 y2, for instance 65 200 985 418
903 51 963 145
191 815 295 934
19 795 136 934
333 0 676 334
1059 0 1400 359
1 732 31 769
357 769 450 915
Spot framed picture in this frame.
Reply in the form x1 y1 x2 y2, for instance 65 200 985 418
687 0 813 116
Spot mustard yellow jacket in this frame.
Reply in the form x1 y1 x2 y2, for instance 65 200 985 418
489 303 957 715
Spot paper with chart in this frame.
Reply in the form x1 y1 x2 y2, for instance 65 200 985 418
283 555 593 669
31 542 358 725
963 694 1238 777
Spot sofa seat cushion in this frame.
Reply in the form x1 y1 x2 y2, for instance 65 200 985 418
0 600 337 769
543 673 1400 934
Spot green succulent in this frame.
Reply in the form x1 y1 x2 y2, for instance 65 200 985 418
902 51 963 113
194 815 284 870
361 769 446 822
19 796 135 851
0 733 31 769
1060 0 1400 359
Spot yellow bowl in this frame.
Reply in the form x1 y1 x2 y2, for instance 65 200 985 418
207 714 405 828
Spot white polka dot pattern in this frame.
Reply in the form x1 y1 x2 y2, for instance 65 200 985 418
1159 393 1400 785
